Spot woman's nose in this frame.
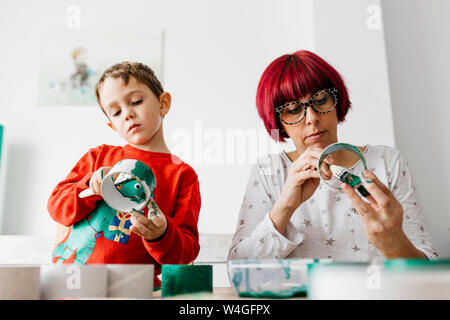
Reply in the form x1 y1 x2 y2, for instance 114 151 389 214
305 105 320 124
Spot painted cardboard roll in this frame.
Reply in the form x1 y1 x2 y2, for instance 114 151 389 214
40 264 108 300
0 265 41 300
79 159 156 213
317 142 370 197
162 264 213 297
107 264 154 299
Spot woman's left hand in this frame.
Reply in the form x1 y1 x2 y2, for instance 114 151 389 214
341 169 424 259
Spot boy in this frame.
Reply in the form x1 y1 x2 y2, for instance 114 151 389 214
47 62 201 287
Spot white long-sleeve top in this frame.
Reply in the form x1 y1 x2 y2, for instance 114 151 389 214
228 145 438 263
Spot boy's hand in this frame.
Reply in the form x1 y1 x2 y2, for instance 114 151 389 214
130 198 168 241
89 167 112 196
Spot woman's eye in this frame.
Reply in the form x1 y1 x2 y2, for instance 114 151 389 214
287 105 302 114
131 99 142 106
315 97 328 106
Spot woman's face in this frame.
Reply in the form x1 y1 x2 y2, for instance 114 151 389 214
280 90 338 152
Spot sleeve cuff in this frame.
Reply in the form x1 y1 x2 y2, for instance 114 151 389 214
142 215 176 259
248 213 304 259
78 172 102 202
416 247 439 261
145 221 169 243
263 213 304 245
80 172 93 188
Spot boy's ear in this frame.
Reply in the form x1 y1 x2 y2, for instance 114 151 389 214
159 92 171 118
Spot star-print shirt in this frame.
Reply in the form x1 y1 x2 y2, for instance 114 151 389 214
228 145 438 262
48 144 201 287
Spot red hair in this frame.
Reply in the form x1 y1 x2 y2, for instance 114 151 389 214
256 50 351 142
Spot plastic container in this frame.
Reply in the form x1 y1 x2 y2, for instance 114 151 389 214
227 259 318 298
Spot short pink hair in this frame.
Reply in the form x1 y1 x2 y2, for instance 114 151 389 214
256 50 351 142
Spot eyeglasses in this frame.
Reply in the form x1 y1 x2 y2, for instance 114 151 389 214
274 87 338 125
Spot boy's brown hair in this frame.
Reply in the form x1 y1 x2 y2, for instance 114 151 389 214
95 61 164 117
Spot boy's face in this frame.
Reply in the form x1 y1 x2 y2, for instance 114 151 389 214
99 76 170 148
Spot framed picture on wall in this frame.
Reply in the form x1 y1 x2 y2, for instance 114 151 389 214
37 29 164 106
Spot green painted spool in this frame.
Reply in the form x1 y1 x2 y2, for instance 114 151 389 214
161 264 213 297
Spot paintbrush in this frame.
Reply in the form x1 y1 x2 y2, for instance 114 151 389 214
329 165 370 197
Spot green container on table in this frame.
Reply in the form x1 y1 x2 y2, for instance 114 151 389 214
161 264 213 297
384 258 450 271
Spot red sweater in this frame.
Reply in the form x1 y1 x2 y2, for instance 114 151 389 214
47 144 201 287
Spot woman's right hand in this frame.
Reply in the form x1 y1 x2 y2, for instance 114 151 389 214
270 147 333 234
88 167 112 196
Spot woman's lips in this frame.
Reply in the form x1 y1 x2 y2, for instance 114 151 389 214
306 130 327 141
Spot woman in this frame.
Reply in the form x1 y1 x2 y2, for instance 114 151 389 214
228 50 438 262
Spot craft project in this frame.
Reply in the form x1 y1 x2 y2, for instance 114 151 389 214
79 159 155 213
317 142 370 197
52 159 156 265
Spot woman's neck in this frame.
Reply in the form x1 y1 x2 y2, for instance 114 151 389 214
331 147 366 168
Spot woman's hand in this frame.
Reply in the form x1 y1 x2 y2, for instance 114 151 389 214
270 147 333 235
130 198 168 241
341 169 426 259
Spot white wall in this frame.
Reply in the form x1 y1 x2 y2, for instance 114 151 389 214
4 0 434 257
312 0 395 147
381 0 450 257
0 0 314 235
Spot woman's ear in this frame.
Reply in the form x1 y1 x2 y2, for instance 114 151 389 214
159 92 171 118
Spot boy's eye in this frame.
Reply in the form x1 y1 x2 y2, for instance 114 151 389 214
112 110 121 117
131 99 142 106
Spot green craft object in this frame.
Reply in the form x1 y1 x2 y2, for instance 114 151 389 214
115 178 146 204
384 258 450 271
162 265 213 297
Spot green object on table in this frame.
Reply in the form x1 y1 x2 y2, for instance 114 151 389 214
236 287 307 298
384 258 450 271
162 264 213 297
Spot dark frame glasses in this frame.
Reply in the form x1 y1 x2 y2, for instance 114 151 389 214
274 87 338 125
